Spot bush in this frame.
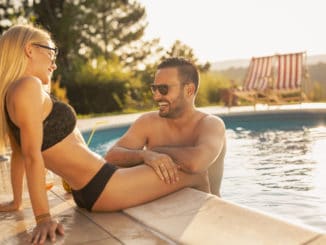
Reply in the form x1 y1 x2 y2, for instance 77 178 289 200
50 76 69 103
195 72 231 106
64 56 132 114
66 81 127 114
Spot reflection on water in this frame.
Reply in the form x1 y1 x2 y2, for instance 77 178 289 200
223 126 326 231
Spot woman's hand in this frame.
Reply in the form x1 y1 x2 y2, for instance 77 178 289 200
0 200 22 212
30 218 64 244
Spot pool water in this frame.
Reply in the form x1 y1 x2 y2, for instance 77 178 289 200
84 110 326 232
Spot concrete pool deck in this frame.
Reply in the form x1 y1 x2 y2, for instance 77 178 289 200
1 103 326 244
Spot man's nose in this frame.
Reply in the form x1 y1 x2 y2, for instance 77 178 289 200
152 89 162 100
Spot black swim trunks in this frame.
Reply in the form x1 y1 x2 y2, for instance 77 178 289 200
71 163 117 211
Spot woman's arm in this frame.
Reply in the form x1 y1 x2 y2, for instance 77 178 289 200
9 77 63 243
13 78 50 219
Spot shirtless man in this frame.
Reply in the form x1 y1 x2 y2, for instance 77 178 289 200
105 57 226 196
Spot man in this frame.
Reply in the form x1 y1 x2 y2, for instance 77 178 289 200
105 57 226 196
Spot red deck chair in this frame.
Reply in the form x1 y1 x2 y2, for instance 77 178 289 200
271 52 308 102
233 55 273 103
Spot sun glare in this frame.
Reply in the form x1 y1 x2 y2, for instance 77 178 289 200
311 126 326 196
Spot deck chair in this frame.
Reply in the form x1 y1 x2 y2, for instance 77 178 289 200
269 52 308 103
232 55 273 104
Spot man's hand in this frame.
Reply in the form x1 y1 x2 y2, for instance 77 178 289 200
143 151 180 184
0 200 22 212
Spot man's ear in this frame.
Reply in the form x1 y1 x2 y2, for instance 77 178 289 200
186 82 195 96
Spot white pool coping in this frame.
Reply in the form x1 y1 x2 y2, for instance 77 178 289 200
77 103 326 131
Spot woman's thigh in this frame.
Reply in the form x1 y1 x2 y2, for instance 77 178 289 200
92 164 204 212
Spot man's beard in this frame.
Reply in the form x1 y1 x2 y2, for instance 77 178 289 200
158 99 185 118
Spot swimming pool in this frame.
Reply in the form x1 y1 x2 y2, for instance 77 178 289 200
83 109 326 232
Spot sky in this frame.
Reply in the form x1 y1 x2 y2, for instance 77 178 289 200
139 0 326 62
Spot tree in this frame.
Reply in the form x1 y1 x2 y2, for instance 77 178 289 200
1 0 151 82
164 40 211 72
32 0 148 82
0 0 33 33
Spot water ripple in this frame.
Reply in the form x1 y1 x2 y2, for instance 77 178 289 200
223 126 326 231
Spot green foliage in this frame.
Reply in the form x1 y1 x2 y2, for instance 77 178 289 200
0 0 149 83
307 63 326 101
66 81 127 114
218 67 247 86
311 81 326 101
50 76 69 103
0 0 219 113
195 72 230 106
75 56 129 84
164 40 211 72
0 0 33 33
66 56 149 114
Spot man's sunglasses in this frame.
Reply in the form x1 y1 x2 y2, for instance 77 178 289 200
150 84 170 95
150 83 186 95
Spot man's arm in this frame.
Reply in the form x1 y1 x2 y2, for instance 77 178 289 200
105 114 179 184
104 116 149 167
152 116 225 173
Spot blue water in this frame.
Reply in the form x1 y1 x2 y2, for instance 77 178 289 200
83 111 326 232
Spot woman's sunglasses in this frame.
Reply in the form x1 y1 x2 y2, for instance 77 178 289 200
32 43 58 64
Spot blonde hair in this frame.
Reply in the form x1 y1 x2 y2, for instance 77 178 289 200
0 24 52 150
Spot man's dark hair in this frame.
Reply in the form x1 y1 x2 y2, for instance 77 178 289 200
157 57 199 92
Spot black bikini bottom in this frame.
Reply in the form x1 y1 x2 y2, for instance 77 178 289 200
71 163 117 211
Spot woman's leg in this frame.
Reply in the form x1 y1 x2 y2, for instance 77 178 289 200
92 164 209 212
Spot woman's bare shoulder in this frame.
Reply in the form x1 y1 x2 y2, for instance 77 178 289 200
7 76 43 102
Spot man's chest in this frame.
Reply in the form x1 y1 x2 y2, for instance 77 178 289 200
146 125 198 148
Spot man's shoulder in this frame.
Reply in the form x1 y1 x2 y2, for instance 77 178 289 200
198 113 225 130
136 111 161 124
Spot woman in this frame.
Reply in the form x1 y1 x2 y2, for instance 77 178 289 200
0 25 207 244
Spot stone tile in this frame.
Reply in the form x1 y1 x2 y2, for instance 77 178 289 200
1 206 118 245
305 235 326 244
0 188 119 245
80 210 173 244
51 185 171 244
125 188 321 245
78 238 122 245
124 188 212 242
52 185 171 244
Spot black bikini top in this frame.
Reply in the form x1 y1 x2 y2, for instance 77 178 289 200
5 95 77 151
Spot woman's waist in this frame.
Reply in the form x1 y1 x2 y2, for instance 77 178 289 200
43 134 106 189
45 155 105 190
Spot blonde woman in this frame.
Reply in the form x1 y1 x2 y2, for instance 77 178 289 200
0 25 208 244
